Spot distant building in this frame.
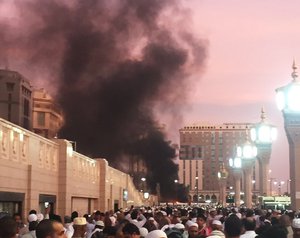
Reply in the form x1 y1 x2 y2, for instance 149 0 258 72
178 123 259 202
32 88 64 139
0 70 33 130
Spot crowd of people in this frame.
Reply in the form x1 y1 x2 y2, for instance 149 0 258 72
0 205 300 238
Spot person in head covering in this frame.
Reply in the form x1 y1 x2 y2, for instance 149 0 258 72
90 220 104 238
145 230 167 238
187 223 199 238
293 218 300 238
28 214 38 223
174 223 185 234
139 227 148 238
72 217 87 238
209 220 224 238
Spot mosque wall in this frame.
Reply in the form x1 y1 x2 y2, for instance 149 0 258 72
0 118 147 221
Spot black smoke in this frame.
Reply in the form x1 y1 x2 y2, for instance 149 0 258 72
0 0 207 199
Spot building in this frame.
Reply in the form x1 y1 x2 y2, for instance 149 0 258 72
178 122 259 202
32 88 64 139
0 117 153 219
0 70 33 130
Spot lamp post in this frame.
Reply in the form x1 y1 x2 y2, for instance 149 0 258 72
275 61 300 210
195 176 199 205
174 179 178 202
250 108 277 196
278 181 285 195
141 177 146 193
236 139 258 208
229 157 242 207
268 178 276 196
287 179 291 195
217 163 228 207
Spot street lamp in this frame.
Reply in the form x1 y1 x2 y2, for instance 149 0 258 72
229 135 258 208
174 179 178 202
217 163 228 207
278 181 285 195
141 177 146 194
287 179 291 195
250 108 277 196
275 60 300 210
229 156 242 207
238 139 257 208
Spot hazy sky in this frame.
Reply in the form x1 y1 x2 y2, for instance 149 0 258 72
177 0 300 191
0 0 297 192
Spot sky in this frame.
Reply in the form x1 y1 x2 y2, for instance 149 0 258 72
174 0 300 192
0 0 298 193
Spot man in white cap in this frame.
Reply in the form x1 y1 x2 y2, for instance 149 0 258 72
209 220 224 238
90 220 104 238
139 227 148 238
72 217 87 238
187 222 199 238
145 230 167 238
293 218 300 238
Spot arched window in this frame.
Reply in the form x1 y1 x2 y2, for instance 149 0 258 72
211 194 217 203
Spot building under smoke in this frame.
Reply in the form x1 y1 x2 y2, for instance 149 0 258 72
0 0 207 199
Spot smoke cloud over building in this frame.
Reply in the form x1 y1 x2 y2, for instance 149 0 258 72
0 0 207 199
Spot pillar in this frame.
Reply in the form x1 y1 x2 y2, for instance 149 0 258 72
243 160 254 208
284 113 300 210
257 144 272 196
233 169 242 207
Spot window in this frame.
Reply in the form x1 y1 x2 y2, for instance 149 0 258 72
6 82 15 92
37 112 45 126
23 99 30 117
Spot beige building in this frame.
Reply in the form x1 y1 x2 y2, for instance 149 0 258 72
179 123 259 203
0 117 152 220
0 70 33 130
32 88 64 139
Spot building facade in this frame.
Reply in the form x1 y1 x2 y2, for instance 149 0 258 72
32 88 64 139
0 70 33 130
0 118 152 220
178 123 259 202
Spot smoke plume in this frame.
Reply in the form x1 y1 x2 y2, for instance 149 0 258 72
0 0 207 199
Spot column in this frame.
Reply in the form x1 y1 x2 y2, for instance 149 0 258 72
285 113 300 210
243 161 254 208
257 144 272 196
219 178 226 207
233 169 242 207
